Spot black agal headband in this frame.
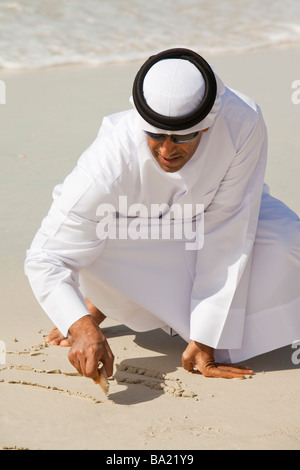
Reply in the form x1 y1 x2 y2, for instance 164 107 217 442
132 48 217 132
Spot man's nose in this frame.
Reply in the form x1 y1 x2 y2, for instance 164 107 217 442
159 137 178 157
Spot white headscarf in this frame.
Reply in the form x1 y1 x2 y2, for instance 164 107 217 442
131 57 225 134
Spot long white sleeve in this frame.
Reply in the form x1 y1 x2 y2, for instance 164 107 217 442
189 109 268 349
24 136 119 337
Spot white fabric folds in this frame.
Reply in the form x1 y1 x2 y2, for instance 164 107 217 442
24 57 300 363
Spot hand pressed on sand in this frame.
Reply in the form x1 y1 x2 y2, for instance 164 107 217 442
182 341 254 379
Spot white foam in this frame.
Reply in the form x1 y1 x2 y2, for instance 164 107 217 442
0 0 300 69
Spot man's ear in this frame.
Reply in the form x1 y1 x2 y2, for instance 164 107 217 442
202 128 209 132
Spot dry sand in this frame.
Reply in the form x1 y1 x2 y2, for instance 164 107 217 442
0 45 300 450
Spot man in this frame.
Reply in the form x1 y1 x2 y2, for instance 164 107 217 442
25 48 300 384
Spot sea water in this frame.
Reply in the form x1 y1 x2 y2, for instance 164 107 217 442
0 0 300 68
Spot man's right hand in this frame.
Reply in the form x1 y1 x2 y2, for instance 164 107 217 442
68 315 114 382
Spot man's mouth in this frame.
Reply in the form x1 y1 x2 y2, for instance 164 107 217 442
158 154 182 164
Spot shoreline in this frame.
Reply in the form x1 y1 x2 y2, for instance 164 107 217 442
1 42 300 74
1 45 300 450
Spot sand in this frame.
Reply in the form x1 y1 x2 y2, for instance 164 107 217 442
0 45 300 451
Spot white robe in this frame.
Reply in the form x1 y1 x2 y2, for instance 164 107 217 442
24 86 300 363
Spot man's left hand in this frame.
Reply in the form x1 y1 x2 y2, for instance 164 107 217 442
182 340 253 379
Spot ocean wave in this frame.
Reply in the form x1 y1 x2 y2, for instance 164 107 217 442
0 0 300 69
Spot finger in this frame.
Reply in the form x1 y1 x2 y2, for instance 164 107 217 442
192 359 249 378
104 359 114 378
68 349 84 376
217 365 253 375
69 358 82 376
86 354 114 382
217 362 253 370
101 344 115 378
203 366 247 379
78 354 88 377
84 357 100 382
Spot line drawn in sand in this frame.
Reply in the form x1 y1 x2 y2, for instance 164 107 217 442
2 361 197 400
115 363 197 398
1 339 197 401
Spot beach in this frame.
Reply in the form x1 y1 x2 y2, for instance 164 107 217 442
1 45 300 450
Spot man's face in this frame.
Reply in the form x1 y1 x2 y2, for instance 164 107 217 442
146 131 203 173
